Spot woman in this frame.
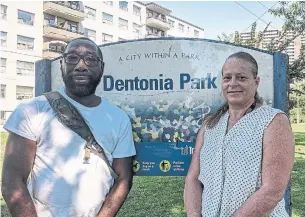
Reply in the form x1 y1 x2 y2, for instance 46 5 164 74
184 51 295 217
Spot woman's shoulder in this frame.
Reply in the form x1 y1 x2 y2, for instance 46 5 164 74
256 105 285 116
254 105 288 130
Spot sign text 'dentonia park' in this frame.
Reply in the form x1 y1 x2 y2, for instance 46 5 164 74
103 73 218 91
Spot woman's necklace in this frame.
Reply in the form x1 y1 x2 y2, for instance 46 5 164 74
242 101 257 117
228 101 257 126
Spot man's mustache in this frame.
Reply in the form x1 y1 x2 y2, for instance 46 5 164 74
64 72 93 80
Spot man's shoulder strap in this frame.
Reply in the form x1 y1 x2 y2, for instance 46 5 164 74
43 91 118 179
43 91 91 140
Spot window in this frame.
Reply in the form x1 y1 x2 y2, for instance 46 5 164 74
102 12 113 25
102 33 113 43
168 19 175 28
194 30 199 37
146 27 165 37
1 5 7 19
178 23 184 32
160 14 166 22
67 21 78 33
18 10 34 25
133 5 141 16
146 9 153 18
67 1 80 10
133 23 141 34
119 18 128 30
16 86 33 100
48 42 65 53
85 28 96 41
0 84 6 98
146 9 166 22
17 35 34 51
103 1 113 6
1 31 7 47
119 1 128 11
118 38 126 41
133 23 141 38
17 61 34 76
133 23 141 28
85 6 96 19
1 58 6 73
44 14 55 25
56 1 65 6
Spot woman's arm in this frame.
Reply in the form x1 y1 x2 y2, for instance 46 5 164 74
232 113 295 217
184 126 205 217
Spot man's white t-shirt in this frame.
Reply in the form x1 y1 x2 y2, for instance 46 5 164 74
4 87 136 217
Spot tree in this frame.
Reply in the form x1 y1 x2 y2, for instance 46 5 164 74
233 1 305 110
290 81 305 123
269 1 305 110
217 32 234 43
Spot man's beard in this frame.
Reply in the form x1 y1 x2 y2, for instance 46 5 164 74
62 72 102 97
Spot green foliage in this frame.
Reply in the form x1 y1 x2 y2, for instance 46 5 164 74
269 2 305 52
217 32 234 43
227 1 305 111
290 82 305 123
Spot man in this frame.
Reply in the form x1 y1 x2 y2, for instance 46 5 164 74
1 37 136 217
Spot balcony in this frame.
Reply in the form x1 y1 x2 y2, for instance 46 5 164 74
145 34 159 39
145 32 165 39
43 24 84 42
43 49 61 59
145 3 171 15
43 40 66 59
43 1 85 22
146 16 170 31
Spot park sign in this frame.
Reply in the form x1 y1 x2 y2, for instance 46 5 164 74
35 38 287 177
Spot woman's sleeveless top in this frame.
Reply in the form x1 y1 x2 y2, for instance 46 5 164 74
199 105 289 217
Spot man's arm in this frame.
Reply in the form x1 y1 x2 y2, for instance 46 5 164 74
1 132 38 217
232 113 295 217
97 157 133 217
184 126 205 217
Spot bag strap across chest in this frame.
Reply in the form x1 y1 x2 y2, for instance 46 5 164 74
44 91 118 179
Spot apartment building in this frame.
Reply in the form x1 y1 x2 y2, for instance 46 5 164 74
0 2 43 126
301 34 305 46
238 29 304 63
82 1 204 44
0 1 205 128
261 29 280 50
239 32 252 45
284 30 297 63
43 1 86 59
239 29 281 49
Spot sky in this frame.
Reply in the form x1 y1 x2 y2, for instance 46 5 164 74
154 1 285 40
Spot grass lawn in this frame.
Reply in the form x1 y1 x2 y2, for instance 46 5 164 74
290 124 305 217
0 124 304 217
